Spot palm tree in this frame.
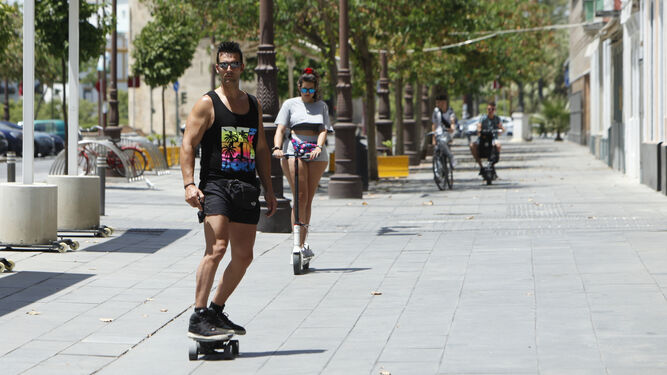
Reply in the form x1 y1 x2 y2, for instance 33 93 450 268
540 96 570 141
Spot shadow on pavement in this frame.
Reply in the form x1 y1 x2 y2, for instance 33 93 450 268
309 267 371 273
0 271 94 317
240 349 327 358
82 228 190 254
378 226 418 236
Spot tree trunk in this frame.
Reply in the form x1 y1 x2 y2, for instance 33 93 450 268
3 78 9 121
414 81 423 160
62 57 68 171
516 80 525 112
162 86 167 163
394 76 404 155
35 85 46 118
360 47 377 181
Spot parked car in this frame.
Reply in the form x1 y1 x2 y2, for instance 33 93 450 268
34 119 66 140
464 115 513 141
0 132 8 155
0 121 55 156
0 122 23 155
51 134 65 153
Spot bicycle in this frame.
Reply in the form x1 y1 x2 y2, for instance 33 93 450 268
78 126 147 178
427 131 454 190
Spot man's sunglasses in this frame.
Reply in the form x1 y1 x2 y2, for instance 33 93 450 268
300 88 316 94
218 61 242 70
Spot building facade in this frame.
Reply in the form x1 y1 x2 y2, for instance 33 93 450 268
569 0 666 193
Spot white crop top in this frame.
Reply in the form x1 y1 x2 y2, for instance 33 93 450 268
275 97 333 133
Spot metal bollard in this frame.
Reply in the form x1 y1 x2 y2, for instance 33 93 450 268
96 156 107 216
6 151 16 183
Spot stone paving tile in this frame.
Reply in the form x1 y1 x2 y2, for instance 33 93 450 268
3 140 667 374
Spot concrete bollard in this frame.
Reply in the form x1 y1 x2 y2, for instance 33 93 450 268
6 151 16 182
0 183 58 245
45 176 100 230
97 156 107 216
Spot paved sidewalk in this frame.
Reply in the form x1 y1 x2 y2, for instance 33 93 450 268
1 139 667 374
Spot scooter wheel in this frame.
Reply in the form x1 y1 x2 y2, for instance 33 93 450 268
68 241 80 251
0 259 14 272
103 227 113 237
292 253 302 275
57 242 68 253
0 264 5 273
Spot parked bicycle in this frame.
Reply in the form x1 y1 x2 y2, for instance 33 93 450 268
78 126 147 178
427 131 454 190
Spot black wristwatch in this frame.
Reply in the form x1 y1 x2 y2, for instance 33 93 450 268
272 146 281 151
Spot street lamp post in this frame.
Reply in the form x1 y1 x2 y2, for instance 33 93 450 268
256 0 291 232
328 0 362 199
104 0 121 142
403 83 418 165
376 51 392 155
421 85 431 158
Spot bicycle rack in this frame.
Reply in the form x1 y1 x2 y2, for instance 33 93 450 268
119 135 170 176
49 140 143 183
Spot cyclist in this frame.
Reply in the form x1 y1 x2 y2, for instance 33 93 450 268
431 94 456 168
469 101 504 175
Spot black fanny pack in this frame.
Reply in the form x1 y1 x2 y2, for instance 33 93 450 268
227 179 260 210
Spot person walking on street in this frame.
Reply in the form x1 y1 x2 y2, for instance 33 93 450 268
181 41 277 340
432 94 457 168
272 67 331 259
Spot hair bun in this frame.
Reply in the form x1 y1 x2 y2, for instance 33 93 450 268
303 67 314 74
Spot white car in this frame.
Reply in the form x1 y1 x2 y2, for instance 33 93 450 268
465 115 513 140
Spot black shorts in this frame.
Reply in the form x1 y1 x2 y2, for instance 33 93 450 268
199 178 261 224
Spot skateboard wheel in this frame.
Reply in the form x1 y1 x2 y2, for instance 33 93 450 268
69 241 80 251
4 259 14 272
292 253 302 275
57 242 67 253
223 342 234 359
230 340 239 355
103 227 112 237
0 263 5 273
188 343 198 360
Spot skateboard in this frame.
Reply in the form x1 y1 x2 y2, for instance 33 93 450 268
188 333 239 360
0 258 15 273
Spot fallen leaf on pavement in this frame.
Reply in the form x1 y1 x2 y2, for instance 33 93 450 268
466 216 474 220
371 291 382 295
362 202 368 206
26 310 41 315
160 309 168 312
422 201 433 206
100 318 113 322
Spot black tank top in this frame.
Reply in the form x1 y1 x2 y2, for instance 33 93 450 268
200 91 259 184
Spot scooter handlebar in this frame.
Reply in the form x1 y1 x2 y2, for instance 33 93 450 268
274 153 311 159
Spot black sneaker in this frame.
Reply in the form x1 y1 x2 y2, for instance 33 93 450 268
211 308 246 335
187 310 233 341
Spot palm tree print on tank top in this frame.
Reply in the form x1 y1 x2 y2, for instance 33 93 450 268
221 126 257 172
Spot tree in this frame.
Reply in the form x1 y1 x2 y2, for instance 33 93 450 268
35 0 107 125
0 3 22 121
132 0 200 161
540 95 569 141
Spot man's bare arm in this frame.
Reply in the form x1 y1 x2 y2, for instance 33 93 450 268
254 98 277 217
181 95 213 210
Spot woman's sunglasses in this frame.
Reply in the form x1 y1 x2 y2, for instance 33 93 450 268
300 88 316 94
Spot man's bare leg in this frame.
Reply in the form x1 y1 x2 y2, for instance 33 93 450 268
211 222 256 306
470 143 483 169
195 214 230 308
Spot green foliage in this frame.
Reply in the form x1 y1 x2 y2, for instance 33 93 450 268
118 90 129 126
0 3 21 81
35 0 107 64
131 1 200 88
540 95 569 138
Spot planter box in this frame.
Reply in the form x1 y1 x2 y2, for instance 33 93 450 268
377 155 409 178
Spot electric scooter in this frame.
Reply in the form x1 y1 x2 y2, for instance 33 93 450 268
477 128 499 185
278 152 313 275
